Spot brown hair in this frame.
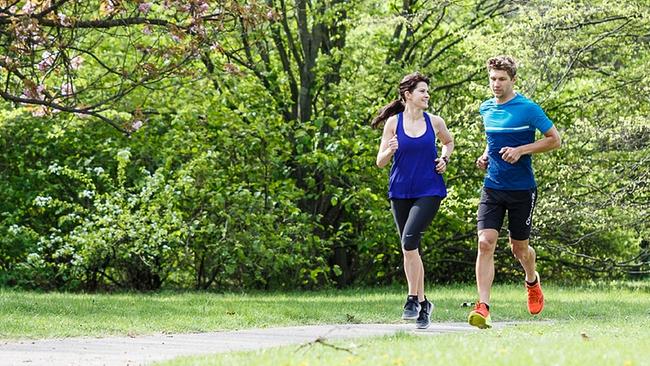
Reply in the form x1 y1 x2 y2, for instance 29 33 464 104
486 56 517 79
371 72 430 129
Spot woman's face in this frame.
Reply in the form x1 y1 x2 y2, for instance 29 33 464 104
405 82 429 109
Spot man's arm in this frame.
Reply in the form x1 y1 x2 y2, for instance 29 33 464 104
500 126 561 164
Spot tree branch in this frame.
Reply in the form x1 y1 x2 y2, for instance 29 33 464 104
552 18 634 91
554 15 634 31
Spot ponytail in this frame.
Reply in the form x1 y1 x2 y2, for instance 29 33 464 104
371 99 404 129
371 72 429 129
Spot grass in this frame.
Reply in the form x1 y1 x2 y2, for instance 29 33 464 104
167 321 649 366
1 284 476 339
2 282 649 365
156 282 650 366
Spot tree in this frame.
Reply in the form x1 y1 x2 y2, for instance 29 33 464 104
198 0 526 284
0 0 271 133
1 0 648 290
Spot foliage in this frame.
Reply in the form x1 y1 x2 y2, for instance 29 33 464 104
0 0 272 132
0 107 331 291
0 0 648 290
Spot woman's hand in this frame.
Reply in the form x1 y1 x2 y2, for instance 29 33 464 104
387 135 398 153
435 156 448 173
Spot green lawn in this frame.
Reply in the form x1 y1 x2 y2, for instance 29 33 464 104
1 282 649 365
166 320 648 366
0 285 475 339
156 282 650 366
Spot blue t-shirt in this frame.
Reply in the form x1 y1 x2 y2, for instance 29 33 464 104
388 112 447 199
480 93 553 190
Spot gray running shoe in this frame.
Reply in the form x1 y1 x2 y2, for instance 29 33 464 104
402 296 421 320
416 298 433 329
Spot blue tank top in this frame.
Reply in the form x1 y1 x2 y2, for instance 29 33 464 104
388 112 447 199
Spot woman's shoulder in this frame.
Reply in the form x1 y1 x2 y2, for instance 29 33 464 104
382 114 398 134
385 114 399 127
425 112 445 124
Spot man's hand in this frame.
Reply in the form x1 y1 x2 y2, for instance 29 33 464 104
499 146 522 164
475 155 488 170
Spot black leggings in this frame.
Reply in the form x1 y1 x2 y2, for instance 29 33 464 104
391 196 442 251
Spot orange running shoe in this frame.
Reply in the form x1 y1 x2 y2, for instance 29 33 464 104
468 302 492 329
527 271 545 315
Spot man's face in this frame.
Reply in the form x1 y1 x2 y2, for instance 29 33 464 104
488 69 515 99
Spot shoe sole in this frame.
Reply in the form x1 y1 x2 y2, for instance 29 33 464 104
416 302 433 329
528 271 544 315
529 301 544 315
468 313 492 329
402 304 421 320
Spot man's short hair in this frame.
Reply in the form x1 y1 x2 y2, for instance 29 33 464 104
487 56 517 79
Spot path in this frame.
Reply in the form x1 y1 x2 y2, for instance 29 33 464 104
1 322 506 365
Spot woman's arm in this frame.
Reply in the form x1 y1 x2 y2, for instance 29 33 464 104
376 116 398 168
430 114 454 173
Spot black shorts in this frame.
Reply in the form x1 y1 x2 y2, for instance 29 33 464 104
477 187 537 241
391 196 442 251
